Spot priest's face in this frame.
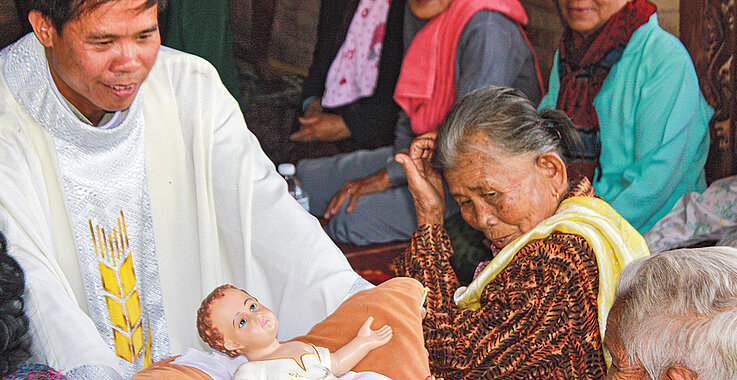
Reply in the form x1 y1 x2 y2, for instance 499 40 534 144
35 0 160 125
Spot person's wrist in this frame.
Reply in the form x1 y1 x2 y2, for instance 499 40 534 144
375 169 393 189
302 96 321 113
416 209 444 226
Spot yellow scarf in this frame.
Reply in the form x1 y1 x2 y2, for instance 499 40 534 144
453 196 650 366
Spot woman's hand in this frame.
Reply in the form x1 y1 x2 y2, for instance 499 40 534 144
301 97 323 121
394 132 446 226
324 169 392 219
291 99 351 142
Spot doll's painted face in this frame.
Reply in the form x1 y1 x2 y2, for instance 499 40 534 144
210 288 278 354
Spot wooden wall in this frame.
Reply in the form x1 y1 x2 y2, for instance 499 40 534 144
681 0 737 181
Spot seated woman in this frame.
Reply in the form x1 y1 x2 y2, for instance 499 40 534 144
298 0 542 245
290 0 405 148
538 0 712 234
393 85 650 378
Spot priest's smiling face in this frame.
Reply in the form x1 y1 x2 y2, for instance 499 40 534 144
30 0 161 126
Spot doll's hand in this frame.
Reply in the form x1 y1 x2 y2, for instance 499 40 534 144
331 316 393 376
356 316 392 350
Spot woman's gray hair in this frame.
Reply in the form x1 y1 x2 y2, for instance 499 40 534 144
432 85 580 170
614 247 737 379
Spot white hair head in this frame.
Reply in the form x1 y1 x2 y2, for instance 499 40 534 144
614 247 737 379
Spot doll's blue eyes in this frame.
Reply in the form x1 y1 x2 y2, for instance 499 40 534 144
249 304 256 311
239 319 246 327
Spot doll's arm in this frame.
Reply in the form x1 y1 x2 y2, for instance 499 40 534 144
330 317 392 376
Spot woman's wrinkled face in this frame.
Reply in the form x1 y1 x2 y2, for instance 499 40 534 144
556 0 630 35
444 135 560 249
408 0 454 19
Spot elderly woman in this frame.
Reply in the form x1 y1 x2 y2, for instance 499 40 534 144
539 0 713 234
394 85 649 378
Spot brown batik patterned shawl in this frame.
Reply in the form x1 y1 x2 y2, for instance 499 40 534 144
395 177 606 379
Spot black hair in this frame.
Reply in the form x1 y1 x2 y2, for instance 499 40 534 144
0 232 32 377
26 0 168 34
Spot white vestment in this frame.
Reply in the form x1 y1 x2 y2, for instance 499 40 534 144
0 34 365 378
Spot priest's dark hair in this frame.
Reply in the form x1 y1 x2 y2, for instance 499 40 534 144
25 0 168 34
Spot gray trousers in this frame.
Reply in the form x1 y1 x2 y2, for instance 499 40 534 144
297 146 459 245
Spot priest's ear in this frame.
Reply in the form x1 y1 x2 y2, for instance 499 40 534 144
28 11 56 47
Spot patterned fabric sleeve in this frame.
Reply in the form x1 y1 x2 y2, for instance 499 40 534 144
395 224 607 379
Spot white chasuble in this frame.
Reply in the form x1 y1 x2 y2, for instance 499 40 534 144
0 33 369 379
3 34 169 377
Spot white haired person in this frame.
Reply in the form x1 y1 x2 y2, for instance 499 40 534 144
604 246 737 379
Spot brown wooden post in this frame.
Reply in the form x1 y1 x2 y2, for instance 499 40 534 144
681 0 737 182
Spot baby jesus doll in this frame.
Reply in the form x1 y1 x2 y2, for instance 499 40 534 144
197 284 393 380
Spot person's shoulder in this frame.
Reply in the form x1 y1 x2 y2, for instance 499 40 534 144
155 46 219 70
0 85 25 143
630 14 690 62
149 46 222 84
462 8 519 36
146 46 228 101
520 232 595 269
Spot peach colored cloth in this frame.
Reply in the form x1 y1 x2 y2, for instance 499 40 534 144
133 356 211 380
293 277 430 380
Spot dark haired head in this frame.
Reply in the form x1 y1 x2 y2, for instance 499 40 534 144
26 0 168 34
0 232 32 377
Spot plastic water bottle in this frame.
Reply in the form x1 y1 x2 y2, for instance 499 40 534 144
277 163 310 212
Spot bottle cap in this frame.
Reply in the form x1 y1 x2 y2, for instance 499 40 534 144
277 163 296 176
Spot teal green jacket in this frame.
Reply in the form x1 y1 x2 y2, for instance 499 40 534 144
539 14 712 234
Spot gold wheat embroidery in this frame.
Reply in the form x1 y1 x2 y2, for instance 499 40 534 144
89 211 152 368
